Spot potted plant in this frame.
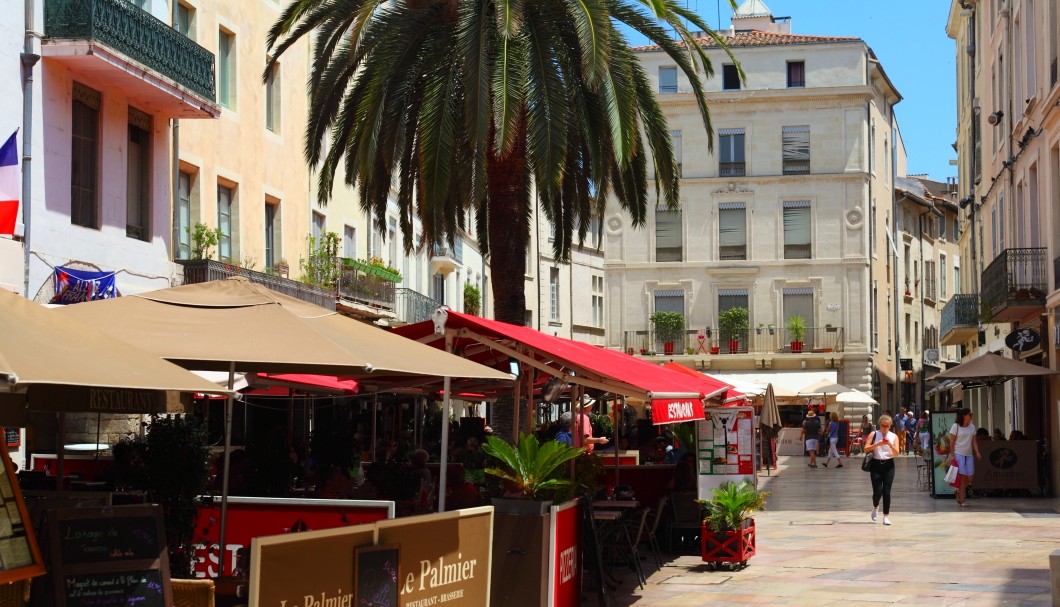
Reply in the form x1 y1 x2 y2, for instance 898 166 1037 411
686 346 695 355
718 307 748 354
710 345 720 355
272 258 289 278
481 433 583 515
786 314 807 353
464 282 482 315
699 480 769 569
768 323 776 336
190 222 222 260
756 323 764 335
825 323 836 333
650 311 685 355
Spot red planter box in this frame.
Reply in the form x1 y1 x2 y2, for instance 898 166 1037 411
701 520 756 562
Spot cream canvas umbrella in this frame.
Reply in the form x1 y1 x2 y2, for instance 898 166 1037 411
928 353 1058 431
835 389 878 405
56 277 511 571
759 384 783 474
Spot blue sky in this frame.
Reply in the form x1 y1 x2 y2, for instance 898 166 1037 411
622 0 958 182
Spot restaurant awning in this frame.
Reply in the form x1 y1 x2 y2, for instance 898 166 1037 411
393 311 739 424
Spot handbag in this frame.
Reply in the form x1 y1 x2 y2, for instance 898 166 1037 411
944 463 959 484
861 431 879 471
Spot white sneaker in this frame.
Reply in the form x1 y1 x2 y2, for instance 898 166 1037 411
883 517 892 526
871 507 878 521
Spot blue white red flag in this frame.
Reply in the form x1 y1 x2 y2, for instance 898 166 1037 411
0 131 18 235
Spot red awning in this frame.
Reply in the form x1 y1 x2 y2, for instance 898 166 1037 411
392 311 735 424
250 373 359 395
650 398 706 425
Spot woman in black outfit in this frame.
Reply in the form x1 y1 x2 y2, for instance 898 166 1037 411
864 414 900 525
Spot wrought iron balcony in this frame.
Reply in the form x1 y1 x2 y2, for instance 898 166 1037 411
395 288 440 325
622 326 845 356
940 293 979 346
44 0 218 117
981 247 1047 322
430 241 463 275
337 263 396 313
177 259 335 310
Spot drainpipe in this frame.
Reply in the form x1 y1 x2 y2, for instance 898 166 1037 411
21 0 40 298
171 0 180 267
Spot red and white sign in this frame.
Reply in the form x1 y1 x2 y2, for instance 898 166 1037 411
192 497 392 578
651 398 706 424
548 500 581 607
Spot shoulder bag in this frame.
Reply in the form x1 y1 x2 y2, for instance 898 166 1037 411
861 431 878 472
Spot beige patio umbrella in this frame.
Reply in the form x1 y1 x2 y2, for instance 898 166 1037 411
759 384 782 474
798 379 852 396
55 277 511 571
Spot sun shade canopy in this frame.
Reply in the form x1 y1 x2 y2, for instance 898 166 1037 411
393 311 740 424
927 352 1059 386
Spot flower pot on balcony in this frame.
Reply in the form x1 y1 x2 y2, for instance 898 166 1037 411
627 348 634 355
664 342 675 355
727 340 740 354
639 349 648 355
790 341 804 354
710 346 720 355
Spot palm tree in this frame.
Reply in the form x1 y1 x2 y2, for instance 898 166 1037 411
267 0 737 436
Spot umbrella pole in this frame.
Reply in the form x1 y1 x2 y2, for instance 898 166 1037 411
94 412 101 479
614 397 621 486
218 361 236 578
439 376 451 513
988 383 994 436
371 393 378 462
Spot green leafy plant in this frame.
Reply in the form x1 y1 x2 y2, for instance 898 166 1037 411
718 306 749 342
650 311 685 343
300 231 340 288
464 282 482 316
481 433 584 500
786 314 807 342
144 415 210 578
699 480 769 532
190 223 222 260
671 422 696 453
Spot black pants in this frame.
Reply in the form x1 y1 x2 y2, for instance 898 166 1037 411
869 458 895 514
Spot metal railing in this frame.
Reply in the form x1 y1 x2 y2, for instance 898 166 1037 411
782 161 810 175
784 244 812 259
622 326 846 355
940 293 979 337
719 162 745 177
337 265 396 311
44 0 216 101
719 245 747 261
432 240 463 264
981 247 1047 318
177 259 335 310
395 288 440 325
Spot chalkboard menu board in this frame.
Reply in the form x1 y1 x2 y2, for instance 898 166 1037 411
355 544 399 607
3 428 19 448
47 505 172 607
0 446 45 583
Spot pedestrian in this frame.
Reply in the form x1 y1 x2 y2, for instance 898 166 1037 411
949 407 981 507
895 407 908 455
865 414 899 525
860 414 874 438
800 409 821 468
916 411 931 454
554 412 574 446
574 395 609 454
992 428 1004 441
821 412 843 468
906 411 917 453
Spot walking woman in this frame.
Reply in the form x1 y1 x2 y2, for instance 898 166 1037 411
822 412 843 468
948 408 981 507
865 414 899 525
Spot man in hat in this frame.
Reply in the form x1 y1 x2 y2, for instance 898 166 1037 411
800 409 821 468
574 395 609 454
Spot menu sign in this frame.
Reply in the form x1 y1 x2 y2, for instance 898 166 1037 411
46 505 172 607
696 406 756 497
0 446 45 583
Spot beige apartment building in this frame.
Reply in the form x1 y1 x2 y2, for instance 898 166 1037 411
604 2 904 409
946 0 1060 492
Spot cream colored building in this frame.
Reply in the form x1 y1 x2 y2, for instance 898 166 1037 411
946 0 1060 491
604 2 903 406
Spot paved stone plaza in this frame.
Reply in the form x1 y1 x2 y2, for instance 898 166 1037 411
603 455 1060 606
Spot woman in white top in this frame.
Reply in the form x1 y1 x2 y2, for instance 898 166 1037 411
864 414 900 525
948 408 981 507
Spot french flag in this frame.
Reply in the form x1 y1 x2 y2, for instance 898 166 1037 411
0 132 18 235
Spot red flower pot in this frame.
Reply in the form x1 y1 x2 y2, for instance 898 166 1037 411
664 342 675 355
710 346 720 355
727 340 740 354
701 519 756 564
790 341 804 353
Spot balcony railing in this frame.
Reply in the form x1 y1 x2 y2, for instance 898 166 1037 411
395 288 440 325
940 293 979 345
622 326 845 355
337 264 396 311
981 247 1047 322
719 163 745 177
784 244 812 259
177 259 335 310
44 0 216 101
432 240 463 264
719 245 747 261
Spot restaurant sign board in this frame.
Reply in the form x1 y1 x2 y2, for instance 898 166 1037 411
696 406 756 496
973 440 1038 491
651 397 705 425
249 506 493 607
547 500 579 607
24 385 188 414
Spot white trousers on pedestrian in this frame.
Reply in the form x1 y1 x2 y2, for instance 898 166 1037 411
827 437 840 461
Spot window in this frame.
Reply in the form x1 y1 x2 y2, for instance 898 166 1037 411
722 64 740 90
786 61 805 88
718 203 746 260
954 265 961 294
782 125 810 175
265 60 280 132
217 184 234 262
654 290 684 316
387 217 398 269
939 212 947 240
940 255 947 298
659 66 677 94
175 2 193 39
432 274 445 305
218 29 235 108
549 267 560 322
264 199 279 268
312 211 325 240
671 130 682 177
591 275 604 327
718 289 748 315
130 0 147 8
343 225 356 259
869 121 876 175
782 201 811 259
655 207 682 262
783 288 815 349
175 170 193 259
126 108 151 241
71 83 100 229
719 128 745 176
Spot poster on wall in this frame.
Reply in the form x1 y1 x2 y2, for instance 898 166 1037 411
696 406 756 497
929 411 957 496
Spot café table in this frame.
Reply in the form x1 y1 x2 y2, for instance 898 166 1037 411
591 506 645 587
